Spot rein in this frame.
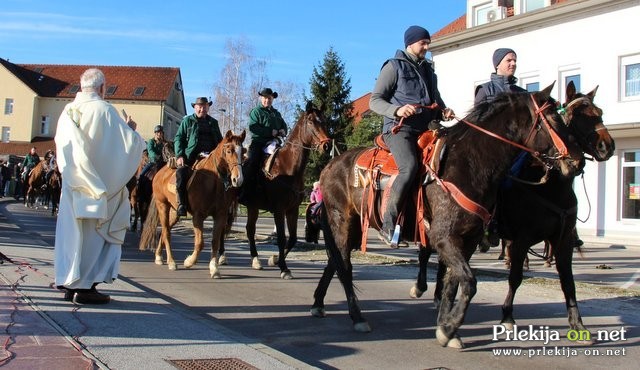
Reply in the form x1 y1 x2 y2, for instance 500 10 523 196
391 103 439 134
284 113 330 151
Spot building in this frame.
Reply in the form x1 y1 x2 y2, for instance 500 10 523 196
430 0 640 239
0 58 186 158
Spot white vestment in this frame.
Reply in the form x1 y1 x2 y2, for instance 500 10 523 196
54 91 145 289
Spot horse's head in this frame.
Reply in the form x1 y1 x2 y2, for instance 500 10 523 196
526 82 585 178
289 101 331 153
561 81 615 161
219 130 245 188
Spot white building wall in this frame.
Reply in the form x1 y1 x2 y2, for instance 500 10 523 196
431 0 640 241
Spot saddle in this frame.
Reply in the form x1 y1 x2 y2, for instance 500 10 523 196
353 131 446 251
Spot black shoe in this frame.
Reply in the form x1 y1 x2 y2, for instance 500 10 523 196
176 204 187 217
57 286 76 301
574 238 584 248
72 289 110 305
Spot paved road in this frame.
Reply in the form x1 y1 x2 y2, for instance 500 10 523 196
2 200 639 369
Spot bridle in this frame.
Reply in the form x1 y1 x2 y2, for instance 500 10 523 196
283 111 331 151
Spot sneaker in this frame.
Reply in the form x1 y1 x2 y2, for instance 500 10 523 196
390 225 401 249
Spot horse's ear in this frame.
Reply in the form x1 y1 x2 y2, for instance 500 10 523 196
587 85 599 100
305 101 314 113
240 129 246 141
565 80 576 102
540 81 555 98
225 130 233 139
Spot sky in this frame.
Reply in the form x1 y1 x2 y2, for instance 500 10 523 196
0 0 466 108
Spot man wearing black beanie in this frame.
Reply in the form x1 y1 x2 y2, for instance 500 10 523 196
474 47 526 105
369 25 455 247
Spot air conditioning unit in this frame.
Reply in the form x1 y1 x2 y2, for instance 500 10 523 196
486 5 507 23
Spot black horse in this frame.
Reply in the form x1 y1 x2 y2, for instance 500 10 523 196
311 84 584 348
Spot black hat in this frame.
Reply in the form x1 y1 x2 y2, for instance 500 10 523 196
492 48 516 68
154 124 164 133
191 97 213 108
258 88 278 99
404 25 431 47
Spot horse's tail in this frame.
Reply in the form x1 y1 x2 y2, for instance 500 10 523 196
225 193 239 235
139 195 159 251
319 202 350 279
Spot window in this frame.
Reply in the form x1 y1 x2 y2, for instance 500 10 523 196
40 115 50 135
1 126 9 143
133 86 145 96
621 150 640 220
558 66 580 101
4 98 13 115
105 85 118 96
525 82 539 92
515 0 550 14
620 54 640 101
68 84 80 94
474 1 493 26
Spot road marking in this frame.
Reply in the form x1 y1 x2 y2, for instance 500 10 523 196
621 269 640 289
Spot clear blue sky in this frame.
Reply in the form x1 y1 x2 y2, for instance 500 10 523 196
0 0 465 106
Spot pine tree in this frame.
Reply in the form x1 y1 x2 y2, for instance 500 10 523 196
304 47 354 186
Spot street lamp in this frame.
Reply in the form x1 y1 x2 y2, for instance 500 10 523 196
218 108 226 129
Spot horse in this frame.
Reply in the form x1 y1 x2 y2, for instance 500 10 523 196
138 130 245 278
220 101 330 279
133 141 175 233
127 150 149 231
493 81 615 343
24 161 47 208
311 84 585 348
47 167 61 216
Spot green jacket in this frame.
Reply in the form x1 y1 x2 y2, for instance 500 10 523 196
147 139 165 163
248 105 287 145
22 153 40 169
174 114 223 162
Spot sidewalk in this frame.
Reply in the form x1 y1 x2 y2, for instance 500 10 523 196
1 196 639 369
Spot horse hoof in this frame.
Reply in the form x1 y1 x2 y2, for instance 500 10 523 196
210 271 221 279
436 326 463 348
184 256 196 268
251 257 263 270
501 321 514 331
268 255 278 266
354 322 372 333
310 307 326 318
168 262 177 271
410 284 425 299
154 256 163 265
280 271 293 279
447 336 464 349
218 254 228 265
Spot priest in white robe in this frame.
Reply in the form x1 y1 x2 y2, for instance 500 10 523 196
54 68 145 304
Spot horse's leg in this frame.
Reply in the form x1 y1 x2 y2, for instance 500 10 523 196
433 260 446 309
156 202 177 270
272 211 291 279
434 237 476 349
218 236 227 265
500 238 529 330
209 212 226 279
311 257 336 318
553 232 593 344
184 214 205 269
245 206 260 268
410 244 432 298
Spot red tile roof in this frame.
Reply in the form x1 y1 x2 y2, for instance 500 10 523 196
352 92 372 125
0 58 179 102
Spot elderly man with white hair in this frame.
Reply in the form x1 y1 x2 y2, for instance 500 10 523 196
54 68 146 304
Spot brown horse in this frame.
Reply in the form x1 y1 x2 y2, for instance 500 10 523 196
226 101 330 279
47 167 61 216
494 82 615 343
127 150 149 231
25 161 47 208
312 85 584 348
138 130 245 278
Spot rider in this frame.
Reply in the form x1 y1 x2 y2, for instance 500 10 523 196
139 124 166 179
240 88 288 203
43 150 57 188
474 48 526 105
21 147 41 183
174 97 223 217
369 25 454 247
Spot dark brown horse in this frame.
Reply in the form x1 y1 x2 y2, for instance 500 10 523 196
47 167 61 216
24 161 47 208
495 82 615 343
223 101 330 279
311 84 584 348
138 130 245 278
127 150 149 231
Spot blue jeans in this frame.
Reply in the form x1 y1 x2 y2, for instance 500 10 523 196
382 129 420 232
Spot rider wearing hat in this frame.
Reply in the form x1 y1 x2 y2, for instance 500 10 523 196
139 124 166 179
174 97 223 217
239 88 288 203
